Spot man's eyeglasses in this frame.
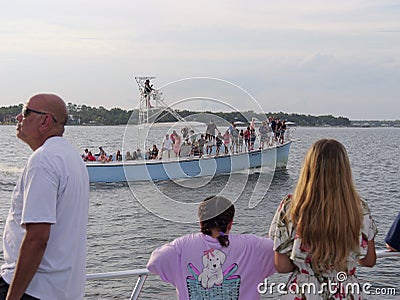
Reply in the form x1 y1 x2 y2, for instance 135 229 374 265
21 107 57 123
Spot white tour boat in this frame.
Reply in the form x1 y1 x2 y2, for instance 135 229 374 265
86 77 292 183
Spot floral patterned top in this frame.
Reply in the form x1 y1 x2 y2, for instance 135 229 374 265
269 195 377 300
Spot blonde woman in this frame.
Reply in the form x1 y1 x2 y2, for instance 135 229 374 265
269 139 377 299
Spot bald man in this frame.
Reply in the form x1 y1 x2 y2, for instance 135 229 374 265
0 94 89 300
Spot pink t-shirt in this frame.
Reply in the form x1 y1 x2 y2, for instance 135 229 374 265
147 232 275 300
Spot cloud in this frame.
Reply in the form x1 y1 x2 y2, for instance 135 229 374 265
0 0 399 120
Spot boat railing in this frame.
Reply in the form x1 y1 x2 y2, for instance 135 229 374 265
86 249 400 300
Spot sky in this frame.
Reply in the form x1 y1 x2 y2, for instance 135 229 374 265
1 0 399 120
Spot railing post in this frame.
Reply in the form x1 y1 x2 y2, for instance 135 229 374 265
130 274 148 300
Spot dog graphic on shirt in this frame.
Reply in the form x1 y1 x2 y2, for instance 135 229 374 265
198 249 226 289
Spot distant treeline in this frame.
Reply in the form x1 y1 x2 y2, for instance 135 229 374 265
1 103 398 127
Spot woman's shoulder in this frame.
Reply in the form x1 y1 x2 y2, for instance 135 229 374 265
360 198 372 213
277 194 292 212
359 198 378 238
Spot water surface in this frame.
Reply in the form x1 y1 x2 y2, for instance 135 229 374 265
0 125 398 299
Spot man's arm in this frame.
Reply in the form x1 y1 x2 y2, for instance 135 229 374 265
7 223 50 300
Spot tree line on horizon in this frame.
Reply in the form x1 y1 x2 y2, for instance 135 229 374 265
0 102 381 127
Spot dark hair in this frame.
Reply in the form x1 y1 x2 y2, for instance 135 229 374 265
198 196 235 247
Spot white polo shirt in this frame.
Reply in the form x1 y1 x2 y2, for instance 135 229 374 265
1 137 89 300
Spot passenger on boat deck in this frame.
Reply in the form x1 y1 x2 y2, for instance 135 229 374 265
259 121 269 149
197 134 206 157
205 136 214 156
279 120 287 144
107 154 113 162
249 128 256 151
81 148 89 160
161 134 173 159
215 131 223 156
244 126 251 151
125 151 133 160
86 151 96 161
188 129 196 145
229 122 239 153
149 144 159 159
190 141 200 157
250 117 256 131
96 146 106 157
275 118 282 142
98 152 108 163
144 79 154 108
170 130 178 144
146 195 276 300
173 135 181 158
223 130 230 155
132 150 139 160
238 129 244 152
181 127 189 141
205 120 219 141
269 139 377 300
116 150 122 161
385 212 400 251
136 149 142 159
0 94 89 300
270 117 277 142
145 149 150 160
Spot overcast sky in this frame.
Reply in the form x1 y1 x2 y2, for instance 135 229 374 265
1 0 399 120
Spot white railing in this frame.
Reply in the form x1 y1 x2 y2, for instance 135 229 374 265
85 250 399 300
375 249 400 258
87 268 149 300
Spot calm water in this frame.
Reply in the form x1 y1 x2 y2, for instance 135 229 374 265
0 125 399 299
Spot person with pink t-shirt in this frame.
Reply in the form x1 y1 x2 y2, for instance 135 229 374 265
147 196 275 300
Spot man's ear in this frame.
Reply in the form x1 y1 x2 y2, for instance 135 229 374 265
39 114 52 130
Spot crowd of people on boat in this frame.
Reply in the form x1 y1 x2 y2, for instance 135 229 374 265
81 146 144 163
140 117 287 161
81 117 289 163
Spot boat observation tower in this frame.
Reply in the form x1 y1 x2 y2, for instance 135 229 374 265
134 76 185 124
134 76 188 151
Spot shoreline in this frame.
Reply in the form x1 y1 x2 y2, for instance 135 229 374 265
1 123 400 128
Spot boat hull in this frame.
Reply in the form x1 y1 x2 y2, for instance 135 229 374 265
86 141 291 183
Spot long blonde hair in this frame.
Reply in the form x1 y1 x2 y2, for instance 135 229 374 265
289 139 362 273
